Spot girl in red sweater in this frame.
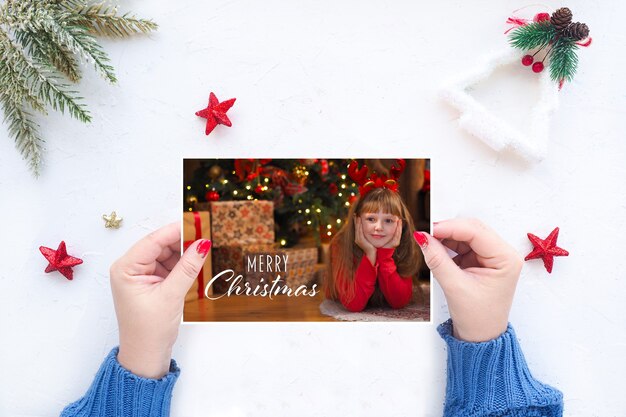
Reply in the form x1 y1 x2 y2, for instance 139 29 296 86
326 160 422 312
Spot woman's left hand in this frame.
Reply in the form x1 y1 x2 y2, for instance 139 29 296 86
384 218 402 249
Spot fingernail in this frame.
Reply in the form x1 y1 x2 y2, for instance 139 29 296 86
413 231 428 250
196 240 212 257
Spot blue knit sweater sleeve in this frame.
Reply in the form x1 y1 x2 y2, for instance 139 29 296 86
438 320 563 417
59 347 179 417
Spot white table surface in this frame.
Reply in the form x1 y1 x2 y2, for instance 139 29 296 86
1 1 624 416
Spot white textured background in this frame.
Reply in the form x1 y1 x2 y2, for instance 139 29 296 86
1 1 625 416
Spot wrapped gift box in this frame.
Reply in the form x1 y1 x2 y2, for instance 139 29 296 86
211 243 277 294
244 246 319 291
183 211 212 301
209 200 274 246
283 247 319 290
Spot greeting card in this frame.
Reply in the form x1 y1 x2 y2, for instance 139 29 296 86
182 158 431 322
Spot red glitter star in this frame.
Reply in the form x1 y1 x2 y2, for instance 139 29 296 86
195 92 236 135
39 241 83 280
524 227 569 273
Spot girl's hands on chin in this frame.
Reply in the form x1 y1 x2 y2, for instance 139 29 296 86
354 216 377 265
383 218 402 249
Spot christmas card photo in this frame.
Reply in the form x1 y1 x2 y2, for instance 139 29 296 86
183 158 431 322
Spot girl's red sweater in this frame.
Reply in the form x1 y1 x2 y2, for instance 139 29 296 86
335 247 413 312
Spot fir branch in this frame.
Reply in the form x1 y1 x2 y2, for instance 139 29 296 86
0 90 44 176
14 29 81 82
10 2 117 83
0 29 91 122
55 0 85 9
549 38 579 83
2 1 116 82
0 43 47 114
22 4 117 83
0 61 46 114
0 0 158 176
509 21 556 51
72 3 158 38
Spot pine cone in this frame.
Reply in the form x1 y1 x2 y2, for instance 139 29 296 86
550 7 573 32
564 22 589 41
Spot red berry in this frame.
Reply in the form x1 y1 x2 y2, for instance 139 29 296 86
522 55 534 66
534 13 550 22
532 62 544 73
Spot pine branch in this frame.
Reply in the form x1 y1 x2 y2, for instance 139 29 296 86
0 62 47 114
54 12 117 83
72 3 158 38
52 11 117 83
0 29 91 123
0 42 47 114
1 0 158 177
2 1 116 82
0 90 45 176
14 29 81 82
509 21 556 50
55 0 86 9
549 38 579 83
22 4 117 83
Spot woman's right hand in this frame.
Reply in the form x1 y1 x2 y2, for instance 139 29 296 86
354 216 377 265
110 223 210 379
413 218 523 342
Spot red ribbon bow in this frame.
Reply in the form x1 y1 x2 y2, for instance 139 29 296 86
184 211 206 299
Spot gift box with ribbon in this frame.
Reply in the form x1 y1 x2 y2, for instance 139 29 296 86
208 200 276 294
183 211 212 301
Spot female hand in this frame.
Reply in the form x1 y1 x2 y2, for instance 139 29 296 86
413 218 523 342
354 216 376 265
383 218 402 249
109 222 211 378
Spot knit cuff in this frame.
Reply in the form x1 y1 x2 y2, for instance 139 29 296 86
438 319 563 417
60 347 180 417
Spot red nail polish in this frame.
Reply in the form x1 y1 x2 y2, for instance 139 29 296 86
196 240 212 257
413 231 428 249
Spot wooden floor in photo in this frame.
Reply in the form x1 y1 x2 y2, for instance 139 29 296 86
183 283 430 322
184 291 338 322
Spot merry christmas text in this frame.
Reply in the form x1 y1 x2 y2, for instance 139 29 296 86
246 254 289 273
204 270 319 300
